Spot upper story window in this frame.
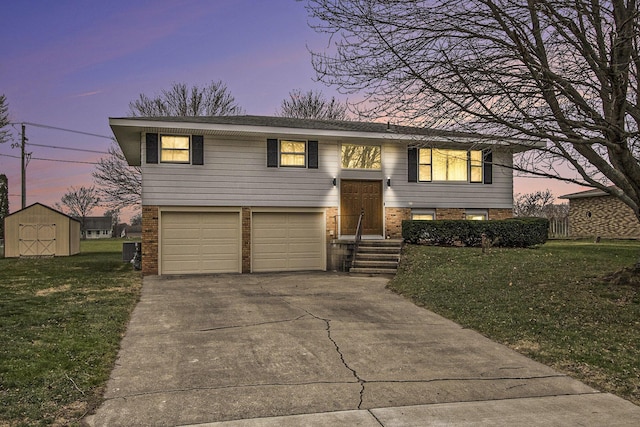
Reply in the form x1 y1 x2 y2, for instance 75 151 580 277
161 135 190 163
280 140 306 167
341 144 381 169
419 148 482 182
469 151 483 183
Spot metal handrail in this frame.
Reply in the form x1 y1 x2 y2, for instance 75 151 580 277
352 209 365 262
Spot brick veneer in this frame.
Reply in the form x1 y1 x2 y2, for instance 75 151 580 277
436 208 465 220
141 205 159 275
488 208 513 220
325 207 338 240
385 207 411 238
242 207 251 273
569 196 640 238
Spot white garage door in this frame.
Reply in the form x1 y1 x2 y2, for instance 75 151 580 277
161 212 240 275
252 212 325 272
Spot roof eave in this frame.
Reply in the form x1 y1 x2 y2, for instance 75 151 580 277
109 117 543 165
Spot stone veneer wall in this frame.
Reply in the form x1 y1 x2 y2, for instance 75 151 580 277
385 207 411 238
569 196 640 238
141 205 159 275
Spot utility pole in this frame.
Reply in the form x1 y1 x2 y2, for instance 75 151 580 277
21 123 26 209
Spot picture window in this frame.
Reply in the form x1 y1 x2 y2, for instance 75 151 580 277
341 144 381 169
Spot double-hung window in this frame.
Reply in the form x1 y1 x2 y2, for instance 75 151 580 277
280 140 306 167
161 135 190 163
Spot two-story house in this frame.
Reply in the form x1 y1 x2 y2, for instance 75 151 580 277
110 115 535 276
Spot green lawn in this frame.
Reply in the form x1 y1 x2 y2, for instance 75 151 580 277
389 240 640 405
0 239 141 426
1 238 638 425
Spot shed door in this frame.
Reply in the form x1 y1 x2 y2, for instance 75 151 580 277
19 224 56 256
252 212 325 272
160 212 241 275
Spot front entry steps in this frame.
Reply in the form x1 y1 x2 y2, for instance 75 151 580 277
349 239 403 275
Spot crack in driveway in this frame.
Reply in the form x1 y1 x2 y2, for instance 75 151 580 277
301 308 366 409
198 314 310 331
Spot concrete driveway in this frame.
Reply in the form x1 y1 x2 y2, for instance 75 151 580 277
86 273 640 426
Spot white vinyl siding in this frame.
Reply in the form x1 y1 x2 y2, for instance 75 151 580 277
385 145 514 209
160 211 241 275
142 136 338 207
252 212 325 272
141 136 513 210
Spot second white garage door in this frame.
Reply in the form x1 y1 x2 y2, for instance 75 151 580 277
252 212 325 272
161 211 241 275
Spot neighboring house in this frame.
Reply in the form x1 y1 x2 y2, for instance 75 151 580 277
560 187 640 239
4 203 80 257
127 224 142 239
110 115 538 276
82 216 113 239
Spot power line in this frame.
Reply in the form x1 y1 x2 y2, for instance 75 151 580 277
18 122 114 140
0 152 98 165
26 142 109 155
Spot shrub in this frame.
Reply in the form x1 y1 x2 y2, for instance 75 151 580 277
402 217 548 248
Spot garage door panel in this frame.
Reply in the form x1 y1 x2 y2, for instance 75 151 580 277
161 212 240 275
252 213 324 272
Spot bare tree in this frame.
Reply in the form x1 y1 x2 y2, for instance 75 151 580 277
58 186 100 239
514 189 556 217
0 94 9 144
277 89 350 120
130 212 142 226
307 0 640 221
129 80 244 117
93 143 141 210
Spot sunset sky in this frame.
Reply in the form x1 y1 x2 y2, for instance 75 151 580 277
0 0 584 221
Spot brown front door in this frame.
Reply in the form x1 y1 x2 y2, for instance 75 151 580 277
340 179 383 235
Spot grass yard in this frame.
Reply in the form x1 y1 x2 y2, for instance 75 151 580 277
389 239 640 405
0 239 142 426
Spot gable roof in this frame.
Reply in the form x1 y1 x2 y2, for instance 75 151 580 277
5 202 80 223
109 115 543 166
82 216 113 230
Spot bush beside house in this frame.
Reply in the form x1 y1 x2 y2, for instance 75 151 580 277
402 218 549 248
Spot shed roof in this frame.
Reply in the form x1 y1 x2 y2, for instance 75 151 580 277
5 202 80 222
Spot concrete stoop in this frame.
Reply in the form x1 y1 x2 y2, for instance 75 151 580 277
350 239 402 275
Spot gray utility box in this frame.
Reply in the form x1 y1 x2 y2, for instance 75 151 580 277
122 242 141 262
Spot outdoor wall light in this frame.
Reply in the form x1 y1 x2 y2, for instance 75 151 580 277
332 177 337 186
387 177 391 187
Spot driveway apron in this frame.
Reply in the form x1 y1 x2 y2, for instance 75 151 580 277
86 273 640 426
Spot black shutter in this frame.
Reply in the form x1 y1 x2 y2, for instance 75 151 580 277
408 147 418 182
146 133 158 164
192 135 204 165
308 140 318 169
483 149 493 184
267 139 278 167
